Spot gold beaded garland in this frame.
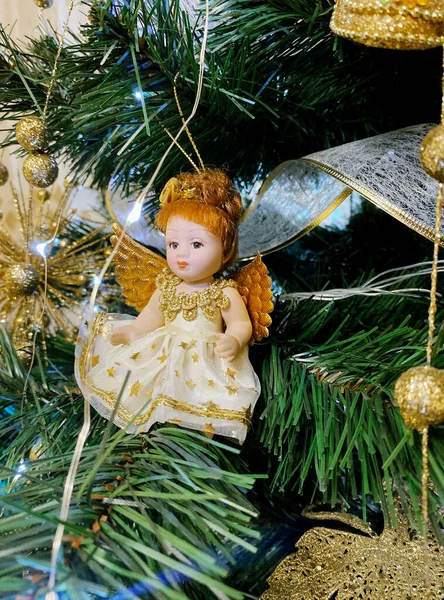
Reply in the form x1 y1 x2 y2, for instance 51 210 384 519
419 125 444 183
15 116 49 152
330 0 444 50
23 153 58 188
4 264 40 297
394 366 444 430
0 163 9 186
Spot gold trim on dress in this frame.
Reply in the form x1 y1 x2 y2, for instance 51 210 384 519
156 268 238 322
78 314 252 428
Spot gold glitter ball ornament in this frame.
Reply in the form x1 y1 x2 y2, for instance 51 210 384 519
0 163 9 186
330 0 444 50
394 365 444 430
419 125 444 183
33 0 54 7
23 153 58 188
4 263 40 297
15 116 49 152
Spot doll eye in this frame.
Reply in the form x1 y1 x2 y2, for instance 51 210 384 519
192 241 203 249
169 242 179 249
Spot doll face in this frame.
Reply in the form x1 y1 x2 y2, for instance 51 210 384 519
166 216 223 284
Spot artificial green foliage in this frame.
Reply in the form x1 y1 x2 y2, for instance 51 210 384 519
254 216 444 536
1 1 444 598
1 212 444 596
0 0 441 195
0 331 261 599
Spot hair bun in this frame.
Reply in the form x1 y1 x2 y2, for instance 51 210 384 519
174 169 242 223
159 177 181 207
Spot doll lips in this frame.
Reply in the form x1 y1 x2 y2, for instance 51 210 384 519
177 261 188 269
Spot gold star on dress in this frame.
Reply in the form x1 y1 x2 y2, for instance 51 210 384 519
192 352 199 363
130 380 143 397
175 370 180 378
226 383 239 396
208 379 215 387
201 400 219 410
226 367 236 378
106 367 115 377
130 351 141 361
151 343 157 350
0 181 116 353
179 341 189 349
91 355 100 367
157 348 168 363
186 379 196 390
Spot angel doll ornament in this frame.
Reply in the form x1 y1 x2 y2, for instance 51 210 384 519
75 169 273 443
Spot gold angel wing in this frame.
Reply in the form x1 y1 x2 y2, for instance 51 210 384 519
230 253 274 344
110 223 167 313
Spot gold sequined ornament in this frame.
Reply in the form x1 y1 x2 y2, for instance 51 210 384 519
33 0 54 7
4 264 40 297
15 116 49 152
23 152 58 188
393 0 431 6
0 163 8 186
420 125 444 183
260 511 444 600
330 0 444 50
395 366 444 429
0 179 117 352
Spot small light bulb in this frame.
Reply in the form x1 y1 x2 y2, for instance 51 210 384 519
128 202 142 224
36 241 50 256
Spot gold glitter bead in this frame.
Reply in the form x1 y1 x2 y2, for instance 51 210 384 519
33 0 54 7
37 190 50 203
419 125 444 183
330 0 444 50
0 163 9 186
23 153 58 188
4 263 40 297
394 365 444 430
16 116 49 152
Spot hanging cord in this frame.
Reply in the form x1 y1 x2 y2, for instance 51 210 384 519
43 0 75 116
420 34 444 600
173 72 205 171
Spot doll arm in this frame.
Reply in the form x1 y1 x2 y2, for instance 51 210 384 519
110 289 164 346
217 287 253 362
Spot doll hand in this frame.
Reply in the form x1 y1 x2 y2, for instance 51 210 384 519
214 333 241 362
110 325 137 346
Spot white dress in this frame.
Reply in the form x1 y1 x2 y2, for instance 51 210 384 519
75 269 260 443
